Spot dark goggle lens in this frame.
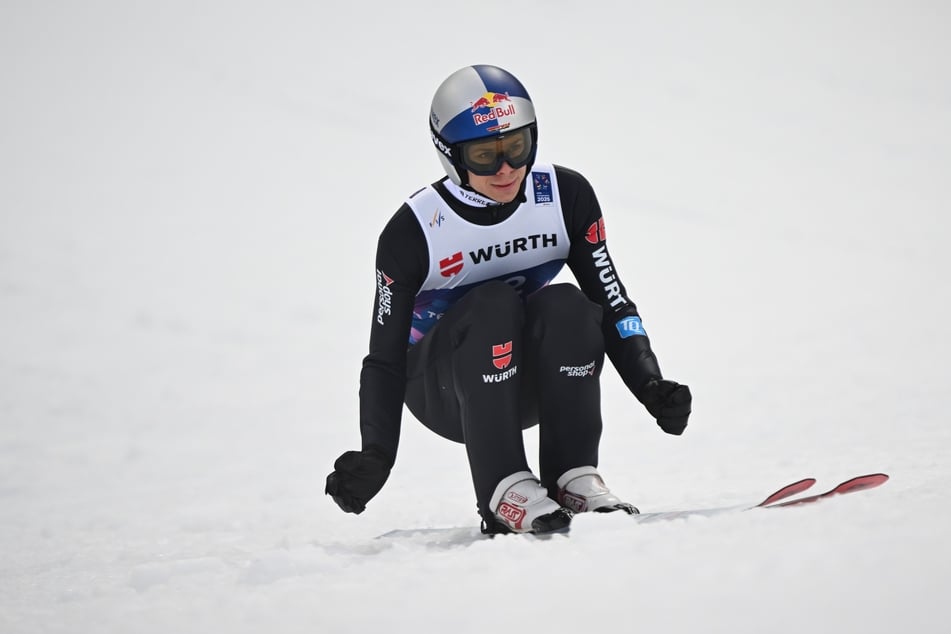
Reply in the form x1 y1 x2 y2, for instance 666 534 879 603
460 127 534 176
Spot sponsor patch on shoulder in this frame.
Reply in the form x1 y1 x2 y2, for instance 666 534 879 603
376 269 395 325
615 316 646 338
532 172 553 205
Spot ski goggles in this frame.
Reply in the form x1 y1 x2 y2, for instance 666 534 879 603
458 125 536 176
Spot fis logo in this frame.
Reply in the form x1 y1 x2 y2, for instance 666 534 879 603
376 270 395 325
615 316 646 339
430 209 445 228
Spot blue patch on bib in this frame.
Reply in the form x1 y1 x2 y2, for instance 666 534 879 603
532 172 553 204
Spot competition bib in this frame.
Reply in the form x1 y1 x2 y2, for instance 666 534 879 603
406 165 569 343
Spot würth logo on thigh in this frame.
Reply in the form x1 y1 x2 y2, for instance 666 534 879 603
492 341 513 369
484 341 517 383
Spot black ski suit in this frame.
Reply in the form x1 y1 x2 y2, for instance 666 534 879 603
359 164 665 519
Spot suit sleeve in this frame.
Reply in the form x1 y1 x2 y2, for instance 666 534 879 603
556 165 664 397
358 205 427 464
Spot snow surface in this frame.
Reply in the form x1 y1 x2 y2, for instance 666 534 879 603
2 1 950 632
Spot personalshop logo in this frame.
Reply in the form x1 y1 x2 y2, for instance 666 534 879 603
376 269 394 325
559 360 597 377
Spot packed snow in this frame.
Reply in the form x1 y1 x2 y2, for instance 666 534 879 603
2 2 949 632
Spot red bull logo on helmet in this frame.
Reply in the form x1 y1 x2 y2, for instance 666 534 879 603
470 92 516 126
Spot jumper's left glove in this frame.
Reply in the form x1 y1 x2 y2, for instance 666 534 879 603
325 447 393 514
637 378 692 435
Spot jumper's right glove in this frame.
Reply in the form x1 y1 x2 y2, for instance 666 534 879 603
637 378 692 435
325 447 393 514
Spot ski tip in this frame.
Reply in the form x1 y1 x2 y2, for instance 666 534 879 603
757 477 818 507
841 473 890 488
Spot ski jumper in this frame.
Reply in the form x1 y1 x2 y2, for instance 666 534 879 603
359 164 664 516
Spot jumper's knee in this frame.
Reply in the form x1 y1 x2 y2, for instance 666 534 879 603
527 284 602 340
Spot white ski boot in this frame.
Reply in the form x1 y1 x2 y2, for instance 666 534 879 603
486 471 573 534
557 466 639 514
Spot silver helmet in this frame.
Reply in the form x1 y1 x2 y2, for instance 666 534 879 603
429 65 538 187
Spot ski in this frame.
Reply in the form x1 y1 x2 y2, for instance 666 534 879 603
627 473 888 524
625 476 817 524
764 473 889 508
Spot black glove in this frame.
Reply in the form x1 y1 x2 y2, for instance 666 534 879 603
325 447 393 514
637 378 692 435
